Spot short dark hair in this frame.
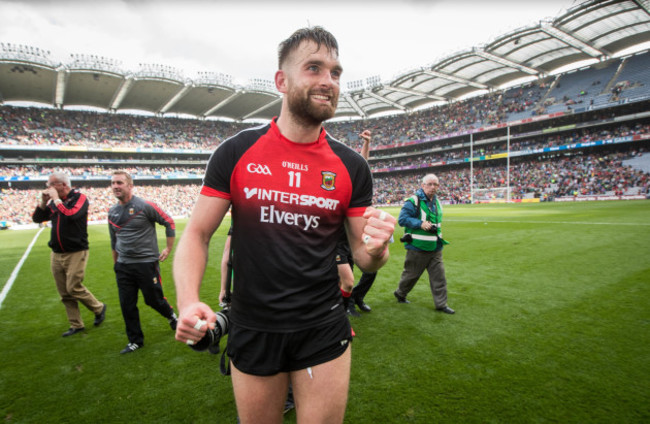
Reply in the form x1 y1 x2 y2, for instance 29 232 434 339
278 26 339 69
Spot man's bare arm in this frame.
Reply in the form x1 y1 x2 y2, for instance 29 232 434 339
173 195 230 343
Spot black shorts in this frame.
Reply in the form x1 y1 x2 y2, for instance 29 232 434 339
226 317 352 376
335 238 353 267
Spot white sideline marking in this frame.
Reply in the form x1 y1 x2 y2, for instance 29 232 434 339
0 227 45 310
446 219 650 226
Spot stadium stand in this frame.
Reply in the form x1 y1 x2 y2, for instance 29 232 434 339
543 60 619 115
611 52 650 102
1 51 649 228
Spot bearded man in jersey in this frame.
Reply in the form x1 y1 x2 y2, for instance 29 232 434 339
173 26 396 424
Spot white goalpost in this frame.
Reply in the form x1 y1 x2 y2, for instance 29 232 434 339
472 187 511 203
469 127 512 203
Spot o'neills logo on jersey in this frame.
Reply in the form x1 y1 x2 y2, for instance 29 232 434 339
244 187 340 211
321 171 336 191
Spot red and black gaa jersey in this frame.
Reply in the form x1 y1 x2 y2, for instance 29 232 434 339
202 118 373 332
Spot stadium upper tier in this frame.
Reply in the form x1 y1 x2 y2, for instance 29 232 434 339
1 0 650 121
2 48 650 154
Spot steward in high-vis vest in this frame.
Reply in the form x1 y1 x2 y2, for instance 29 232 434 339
394 174 455 314
400 191 449 252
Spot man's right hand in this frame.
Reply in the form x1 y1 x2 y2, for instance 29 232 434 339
175 301 217 346
421 221 433 232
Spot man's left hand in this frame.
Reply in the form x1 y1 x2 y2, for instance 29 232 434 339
362 207 396 257
46 187 59 202
159 248 171 262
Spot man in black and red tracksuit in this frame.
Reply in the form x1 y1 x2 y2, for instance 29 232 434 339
108 170 177 354
32 172 106 337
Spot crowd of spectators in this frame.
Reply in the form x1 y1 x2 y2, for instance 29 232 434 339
1 184 201 226
369 122 650 171
2 55 650 228
0 165 205 179
3 110 648 180
3 150 647 226
0 106 249 150
0 96 510 151
371 150 649 205
3 51 649 152
0 77 597 152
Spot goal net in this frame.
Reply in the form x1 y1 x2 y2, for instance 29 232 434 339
472 187 511 203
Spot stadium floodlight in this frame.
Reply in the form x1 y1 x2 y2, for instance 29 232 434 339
68 53 123 74
346 79 364 91
245 78 277 93
135 63 184 81
0 42 56 66
196 72 233 87
365 75 382 89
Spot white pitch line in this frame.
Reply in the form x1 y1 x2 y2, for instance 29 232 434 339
446 219 650 226
0 227 45 310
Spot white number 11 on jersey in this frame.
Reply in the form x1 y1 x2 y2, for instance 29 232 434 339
288 171 302 188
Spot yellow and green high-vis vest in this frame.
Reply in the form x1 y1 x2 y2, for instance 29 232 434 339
403 195 449 251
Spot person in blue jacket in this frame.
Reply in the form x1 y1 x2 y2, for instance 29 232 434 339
393 173 455 314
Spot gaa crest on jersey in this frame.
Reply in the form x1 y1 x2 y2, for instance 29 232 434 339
128 207 134 215
321 171 336 191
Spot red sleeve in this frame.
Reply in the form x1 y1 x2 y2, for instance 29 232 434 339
56 193 88 218
200 185 231 200
346 206 367 218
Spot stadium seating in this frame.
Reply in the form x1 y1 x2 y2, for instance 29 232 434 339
613 52 650 101
2 51 649 226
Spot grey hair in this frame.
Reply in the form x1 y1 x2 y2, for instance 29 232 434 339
51 172 71 187
422 174 438 184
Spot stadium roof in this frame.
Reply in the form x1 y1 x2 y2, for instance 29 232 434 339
1 0 649 123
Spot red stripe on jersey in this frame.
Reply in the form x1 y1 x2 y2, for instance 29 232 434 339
145 201 176 230
347 206 366 217
57 193 87 216
108 219 122 230
200 185 231 199
55 216 64 252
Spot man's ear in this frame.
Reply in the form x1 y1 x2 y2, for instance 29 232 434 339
275 70 287 94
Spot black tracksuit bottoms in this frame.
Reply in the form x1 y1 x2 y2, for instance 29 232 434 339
114 261 174 345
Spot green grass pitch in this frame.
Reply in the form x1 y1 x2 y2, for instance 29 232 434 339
1 200 648 423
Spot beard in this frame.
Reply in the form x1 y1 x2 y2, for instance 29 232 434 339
286 87 338 127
